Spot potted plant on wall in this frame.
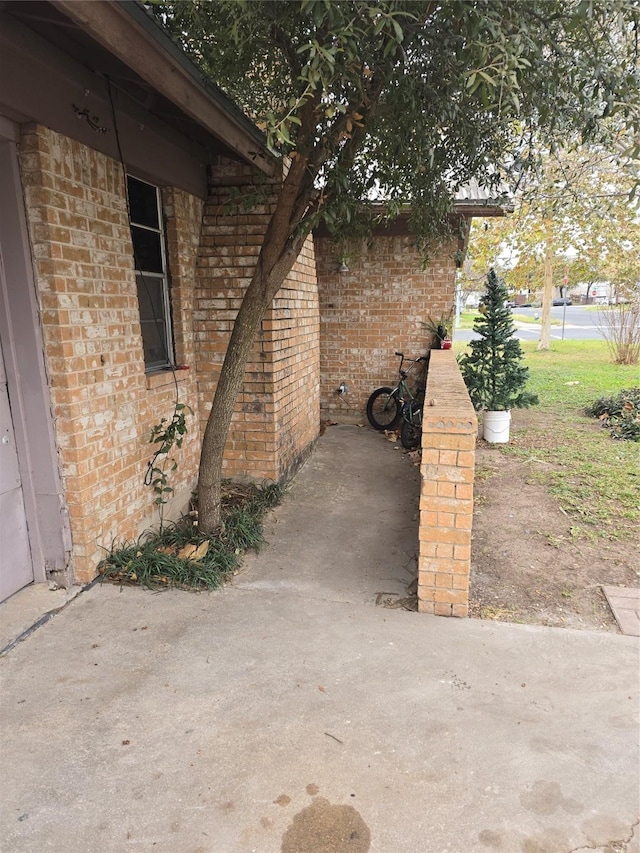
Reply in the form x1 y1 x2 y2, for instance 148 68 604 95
458 269 538 442
422 309 454 349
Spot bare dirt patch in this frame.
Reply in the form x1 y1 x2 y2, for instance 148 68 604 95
469 409 639 632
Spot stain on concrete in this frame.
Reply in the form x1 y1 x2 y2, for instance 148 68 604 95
520 827 571 852
520 781 582 816
528 737 557 754
306 783 320 795
581 814 636 845
608 712 639 730
478 828 504 848
281 797 370 853
274 794 292 807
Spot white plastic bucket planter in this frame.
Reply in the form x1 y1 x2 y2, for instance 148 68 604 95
483 410 511 443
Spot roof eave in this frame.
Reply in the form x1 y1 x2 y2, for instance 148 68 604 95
51 0 277 176
453 200 512 218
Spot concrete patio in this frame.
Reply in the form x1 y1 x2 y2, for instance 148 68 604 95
1 425 638 852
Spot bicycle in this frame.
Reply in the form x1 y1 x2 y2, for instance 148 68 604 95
399 395 423 450
366 352 428 448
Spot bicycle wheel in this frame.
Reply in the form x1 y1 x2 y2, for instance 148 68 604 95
366 387 401 430
400 418 422 450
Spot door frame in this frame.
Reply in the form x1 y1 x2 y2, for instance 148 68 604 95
0 117 72 589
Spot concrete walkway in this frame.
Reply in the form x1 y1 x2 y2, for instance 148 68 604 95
1 426 638 853
603 586 640 637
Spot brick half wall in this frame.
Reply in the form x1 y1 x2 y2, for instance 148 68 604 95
418 351 477 616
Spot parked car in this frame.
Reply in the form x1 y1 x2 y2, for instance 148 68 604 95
552 297 572 306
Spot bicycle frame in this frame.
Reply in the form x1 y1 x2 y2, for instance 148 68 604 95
392 351 427 410
366 351 428 433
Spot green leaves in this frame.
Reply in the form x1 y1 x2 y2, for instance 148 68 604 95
147 401 194 511
459 270 538 411
150 0 640 248
98 482 284 590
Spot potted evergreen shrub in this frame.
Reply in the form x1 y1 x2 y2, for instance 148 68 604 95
458 269 538 442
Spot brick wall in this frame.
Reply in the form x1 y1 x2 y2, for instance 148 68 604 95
315 234 458 421
195 161 319 482
19 129 320 585
417 351 477 616
19 124 203 583
269 236 320 477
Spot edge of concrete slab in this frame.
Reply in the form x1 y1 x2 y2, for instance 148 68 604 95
0 581 90 656
602 585 640 637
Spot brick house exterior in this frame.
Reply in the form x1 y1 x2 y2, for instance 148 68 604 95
1 0 504 614
0 1 318 596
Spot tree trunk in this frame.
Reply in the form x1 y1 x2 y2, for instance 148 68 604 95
538 225 553 351
197 242 301 534
195 144 317 534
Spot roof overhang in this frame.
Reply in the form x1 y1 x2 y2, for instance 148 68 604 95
4 0 276 176
314 195 511 239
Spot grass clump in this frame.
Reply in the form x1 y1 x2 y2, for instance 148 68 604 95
585 387 640 442
99 481 283 591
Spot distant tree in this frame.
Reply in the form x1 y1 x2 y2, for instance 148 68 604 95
463 135 640 346
151 0 640 531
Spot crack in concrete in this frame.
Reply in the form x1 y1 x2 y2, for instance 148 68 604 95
0 579 94 657
568 817 640 853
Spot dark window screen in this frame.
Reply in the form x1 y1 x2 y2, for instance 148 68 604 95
130 224 163 273
127 174 173 371
128 176 160 229
137 275 169 368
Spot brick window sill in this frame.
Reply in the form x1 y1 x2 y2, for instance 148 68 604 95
146 367 190 390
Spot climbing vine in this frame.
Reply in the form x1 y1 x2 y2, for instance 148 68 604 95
145 402 193 517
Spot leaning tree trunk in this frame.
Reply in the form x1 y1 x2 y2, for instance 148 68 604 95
197 244 301 534
196 144 317 534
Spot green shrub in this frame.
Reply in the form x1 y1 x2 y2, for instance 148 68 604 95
98 481 283 590
585 387 640 442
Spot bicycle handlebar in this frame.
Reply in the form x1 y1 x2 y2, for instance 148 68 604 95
395 351 427 362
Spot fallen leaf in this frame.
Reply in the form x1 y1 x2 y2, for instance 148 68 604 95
177 543 198 560
190 540 209 561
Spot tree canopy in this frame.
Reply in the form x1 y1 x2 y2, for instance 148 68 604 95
460 137 640 303
146 0 640 531
152 0 640 249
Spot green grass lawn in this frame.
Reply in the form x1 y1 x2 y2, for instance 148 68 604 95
455 339 640 538
520 340 639 410
455 311 480 329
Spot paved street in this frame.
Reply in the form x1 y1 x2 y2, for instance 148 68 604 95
455 305 608 343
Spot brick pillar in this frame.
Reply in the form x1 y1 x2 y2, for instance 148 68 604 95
418 351 477 616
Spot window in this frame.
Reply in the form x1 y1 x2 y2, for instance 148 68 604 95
127 175 174 371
